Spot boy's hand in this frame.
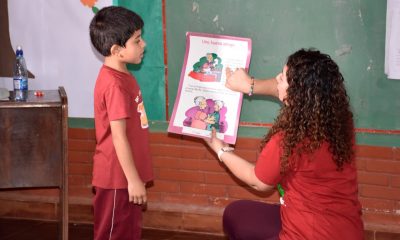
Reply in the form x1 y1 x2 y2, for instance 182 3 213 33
128 180 147 205
225 67 252 93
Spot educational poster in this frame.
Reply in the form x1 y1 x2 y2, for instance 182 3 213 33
0 0 112 117
168 32 252 144
385 0 400 79
1 0 164 119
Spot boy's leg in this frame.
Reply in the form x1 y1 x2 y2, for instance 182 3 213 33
223 200 281 240
94 187 143 240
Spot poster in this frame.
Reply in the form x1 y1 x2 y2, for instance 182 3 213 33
385 0 400 79
168 32 252 144
1 0 164 118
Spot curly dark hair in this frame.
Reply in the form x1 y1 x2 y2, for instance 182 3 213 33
261 49 354 174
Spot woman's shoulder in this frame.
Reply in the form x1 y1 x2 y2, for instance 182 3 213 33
270 131 285 142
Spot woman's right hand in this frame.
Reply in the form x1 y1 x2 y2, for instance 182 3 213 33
205 128 227 155
225 67 252 93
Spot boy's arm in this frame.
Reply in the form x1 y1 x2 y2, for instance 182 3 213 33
110 119 146 205
225 68 278 97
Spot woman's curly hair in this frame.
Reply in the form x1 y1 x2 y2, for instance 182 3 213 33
261 49 354 174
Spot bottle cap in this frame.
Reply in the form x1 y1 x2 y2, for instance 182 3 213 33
16 45 23 57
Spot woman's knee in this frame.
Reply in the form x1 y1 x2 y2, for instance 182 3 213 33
222 200 281 240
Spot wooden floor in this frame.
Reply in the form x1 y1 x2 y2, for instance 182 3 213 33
0 218 227 240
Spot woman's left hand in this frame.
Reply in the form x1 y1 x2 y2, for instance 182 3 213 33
205 128 227 154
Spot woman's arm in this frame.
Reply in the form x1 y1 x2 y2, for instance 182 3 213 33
225 68 278 97
206 130 274 192
219 152 274 192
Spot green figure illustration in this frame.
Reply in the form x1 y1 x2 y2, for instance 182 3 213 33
189 53 223 82
206 100 224 132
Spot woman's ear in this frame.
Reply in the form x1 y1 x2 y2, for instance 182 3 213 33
110 44 123 57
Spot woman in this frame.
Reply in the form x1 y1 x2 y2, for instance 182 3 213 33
190 96 209 129
206 49 364 240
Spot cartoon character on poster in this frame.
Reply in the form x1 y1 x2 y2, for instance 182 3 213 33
205 100 224 132
188 53 223 82
183 96 227 133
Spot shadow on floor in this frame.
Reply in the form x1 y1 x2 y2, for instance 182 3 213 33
0 218 227 240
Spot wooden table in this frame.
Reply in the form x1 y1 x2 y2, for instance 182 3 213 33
0 87 68 240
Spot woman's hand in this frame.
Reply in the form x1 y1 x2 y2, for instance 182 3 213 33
225 67 252 93
205 128 228 154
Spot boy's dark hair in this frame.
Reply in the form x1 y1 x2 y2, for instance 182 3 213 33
89 6 144 56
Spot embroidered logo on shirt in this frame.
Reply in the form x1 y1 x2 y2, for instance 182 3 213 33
137 101 149 129
134 90 148 128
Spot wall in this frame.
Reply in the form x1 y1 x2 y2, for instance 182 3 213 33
1 0 398 143
166 0 400 146
0 128 399 239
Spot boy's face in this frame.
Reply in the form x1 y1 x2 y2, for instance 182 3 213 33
120 29 146 64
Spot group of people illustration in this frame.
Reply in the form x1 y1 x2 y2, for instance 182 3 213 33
184 96 225 132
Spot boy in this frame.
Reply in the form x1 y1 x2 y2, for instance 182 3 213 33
89 6 153 240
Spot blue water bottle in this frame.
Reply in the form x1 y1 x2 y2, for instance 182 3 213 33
13 45 28 101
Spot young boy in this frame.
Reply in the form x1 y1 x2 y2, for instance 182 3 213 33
89 6 153 240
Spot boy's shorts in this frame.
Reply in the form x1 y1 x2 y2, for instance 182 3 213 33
93 187 143 240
